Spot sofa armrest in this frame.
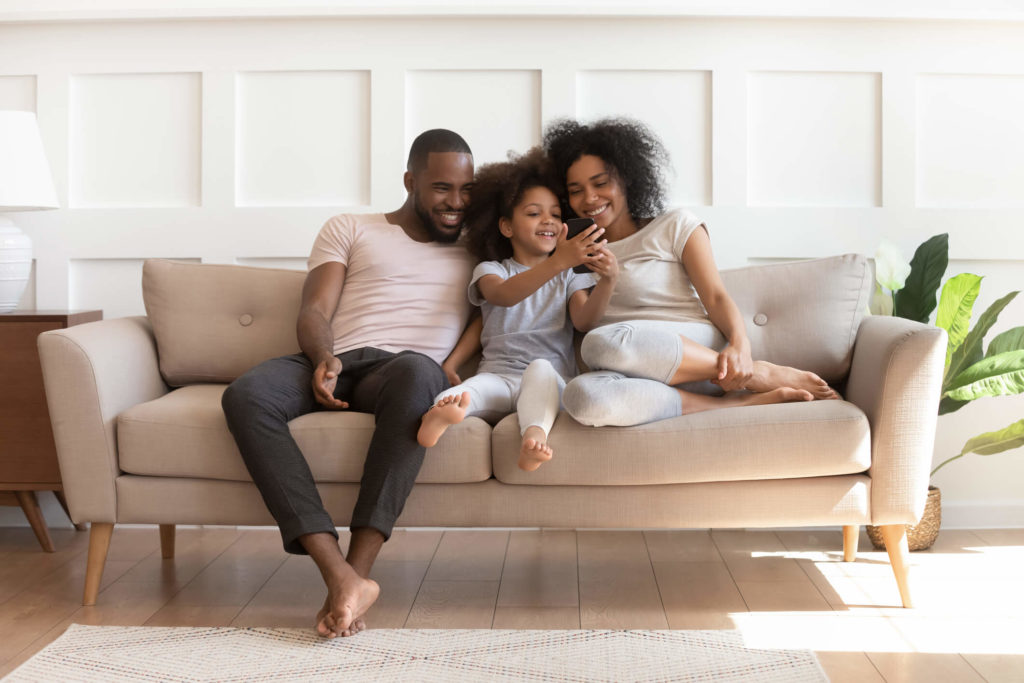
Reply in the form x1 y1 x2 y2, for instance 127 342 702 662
846 315 947 525
37 316 169 524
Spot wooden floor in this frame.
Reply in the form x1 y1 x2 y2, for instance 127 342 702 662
1 526 1022 682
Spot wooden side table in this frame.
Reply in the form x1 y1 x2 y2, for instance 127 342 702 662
1 310 102 551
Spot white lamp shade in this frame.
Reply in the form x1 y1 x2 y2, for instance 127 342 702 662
0 111 59 211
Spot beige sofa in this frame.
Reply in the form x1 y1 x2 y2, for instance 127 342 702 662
38 255 946 610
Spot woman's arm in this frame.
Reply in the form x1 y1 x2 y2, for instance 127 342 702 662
682 227 753 391
568 247 619 332
440 312 482 386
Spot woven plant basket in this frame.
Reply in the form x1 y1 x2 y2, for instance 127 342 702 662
867 486 941 551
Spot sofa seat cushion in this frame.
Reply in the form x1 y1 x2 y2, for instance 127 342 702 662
492 400 870 485
118 385 492 483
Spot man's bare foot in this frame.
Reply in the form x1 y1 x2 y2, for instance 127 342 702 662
315 567 380 638
417 392 471 447
747 361 838 399
518 426 553 471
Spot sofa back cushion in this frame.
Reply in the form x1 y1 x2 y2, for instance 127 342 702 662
143 259 305 386
720 253 870 381
143 253 870 387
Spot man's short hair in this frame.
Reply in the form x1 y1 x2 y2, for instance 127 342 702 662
407 129 473 172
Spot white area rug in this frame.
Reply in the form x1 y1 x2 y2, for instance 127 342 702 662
5 625 829 682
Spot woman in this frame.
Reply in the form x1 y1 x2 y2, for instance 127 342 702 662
543 118 837 427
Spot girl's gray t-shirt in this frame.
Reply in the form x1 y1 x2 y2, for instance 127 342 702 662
469 258 596 378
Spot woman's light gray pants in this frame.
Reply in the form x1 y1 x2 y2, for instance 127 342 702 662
563 320 726 427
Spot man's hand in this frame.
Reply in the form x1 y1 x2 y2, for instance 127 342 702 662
713 343 754 393
312 358 349 410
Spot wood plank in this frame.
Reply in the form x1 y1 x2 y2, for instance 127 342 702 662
733 580 832 612
577 531 667 629
423 530 509 581
651 560 747 630
960 654 1024 683
712 529 809 583
497 530 577 608
866 652 985 682
144 529 286 625
374 529 442 562
814 652 885 683
643 529 722 563
404 580 499 629
492 607 580 629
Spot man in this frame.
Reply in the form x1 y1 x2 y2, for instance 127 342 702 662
222 129 475 638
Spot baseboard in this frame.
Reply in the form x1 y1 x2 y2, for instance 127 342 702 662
940 502 1024 529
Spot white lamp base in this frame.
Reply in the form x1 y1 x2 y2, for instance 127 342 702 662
0 216 33 312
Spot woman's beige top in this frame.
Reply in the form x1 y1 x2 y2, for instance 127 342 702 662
599 208 712 327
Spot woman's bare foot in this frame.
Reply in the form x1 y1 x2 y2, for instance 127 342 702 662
680 386 814 415
518 426 553 471
747 361 838 399
315 567 380 638
417 392 471 447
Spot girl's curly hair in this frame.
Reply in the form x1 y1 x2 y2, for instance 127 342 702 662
463 146 560 263
542 117 670 222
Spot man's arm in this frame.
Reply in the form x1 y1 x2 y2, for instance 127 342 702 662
297 262 349 409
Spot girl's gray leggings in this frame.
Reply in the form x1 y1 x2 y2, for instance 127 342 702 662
563 320 727 427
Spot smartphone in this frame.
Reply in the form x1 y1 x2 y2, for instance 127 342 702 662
564 217 597 274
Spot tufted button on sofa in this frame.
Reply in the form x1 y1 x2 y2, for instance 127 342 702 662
38 255 946 609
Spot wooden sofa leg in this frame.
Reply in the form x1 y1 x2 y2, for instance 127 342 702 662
84 523 114 606
880 524 913 608
842 525 858 562
159 524 176 559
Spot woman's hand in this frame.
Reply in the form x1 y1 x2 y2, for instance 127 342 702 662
585 246 619 281
553 223 606 271
714 342 753 392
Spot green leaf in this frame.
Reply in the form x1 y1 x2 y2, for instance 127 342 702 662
987 326 1024 357
943 350 1024 401
936 273 982 373
893 233 948 323
932 418 1024 475
946 290 1019 387
962 419 1024 456
938 396 969 415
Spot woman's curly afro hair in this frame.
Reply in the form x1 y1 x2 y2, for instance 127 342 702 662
462 146 560 263
542 117 670 222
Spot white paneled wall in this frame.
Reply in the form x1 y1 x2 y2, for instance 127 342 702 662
1 10 1022 527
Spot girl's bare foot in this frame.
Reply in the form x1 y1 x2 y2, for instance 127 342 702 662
747 361 838 399
417 391 471 447
315 568 380 639
518 426 553 471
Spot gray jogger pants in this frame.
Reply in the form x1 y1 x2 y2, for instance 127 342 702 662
221 347 448 554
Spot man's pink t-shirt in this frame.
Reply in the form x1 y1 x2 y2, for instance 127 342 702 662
307 213 475 365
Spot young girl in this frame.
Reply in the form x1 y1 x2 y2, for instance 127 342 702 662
416 147 618 471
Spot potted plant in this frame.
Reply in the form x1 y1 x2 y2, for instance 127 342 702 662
866 233 1024 550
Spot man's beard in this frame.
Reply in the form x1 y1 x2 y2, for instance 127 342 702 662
414 195 462 244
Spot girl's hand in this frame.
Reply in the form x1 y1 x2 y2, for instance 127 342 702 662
713 343 753 392
584 246 619 281
553 223 606 271
441 362 461 387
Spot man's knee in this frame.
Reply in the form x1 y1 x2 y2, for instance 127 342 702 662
386 352 447 395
